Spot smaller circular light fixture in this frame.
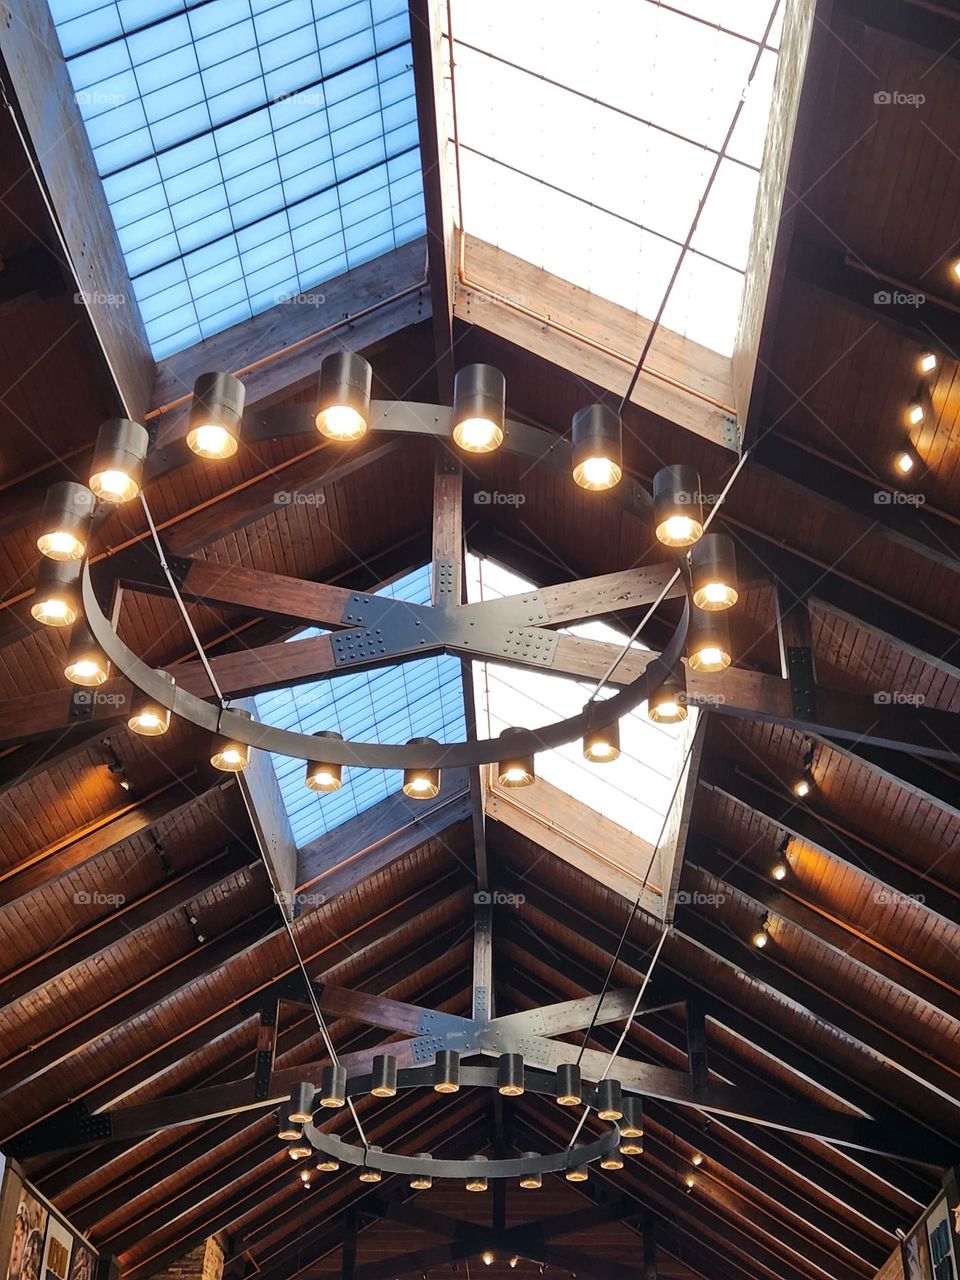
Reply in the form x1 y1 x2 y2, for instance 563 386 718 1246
596 1077 623 1121
620 1136 644 1156
654 465 703 548
601 1150 625 1171
37 481 94 561
648 666 688 724
288 1141 312 1160
316 1155 340 1172
772 859 789 881
793 770 813 798
498 1053 524 1097
410 1157 433 1191
687 607 732 673
319 1063 346 1108
128 671 175 737
684 1173 696 1190
905 394 926 427
466 1156 489 1192
64 623 109 687
565 1153 589 1183
434 1049 460 1094
358 1148 383 1183
89 418 150 504
210 707 253 773
371 1053 398 1098
571 404 623 491
187 371 245 459
31 558 81 627
497 727 535 788
316 350 372 441
277 1108 301 1143
403 737 441 799
919 351 939 375
482 1253 495 1268
691 533 738 611
519 1156 542 1190
556 1062 581 1107
304 729 344 793
452 364 505 453
894 441 921 477
583 716 620 763
691 1152 703 1167
752 914 770 949
288 1082 315 1125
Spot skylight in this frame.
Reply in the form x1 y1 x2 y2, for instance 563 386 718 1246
444 0 782 354
49 0 425 357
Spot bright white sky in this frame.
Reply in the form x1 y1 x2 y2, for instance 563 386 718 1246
445 0 783 354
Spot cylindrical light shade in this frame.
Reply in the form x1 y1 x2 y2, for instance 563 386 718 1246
277 1108 301 1142
601 1150 625 1170
565 1153 589 1183
288 1082 315 1125
691 533 738 610
31 558 81 627
687 607 732 673
620 1095 644 1139
497 727 535 788
556 1062 581 1106
305 729 344 792
465 1156 489 1192
453 364 505 453
358 1147 383 1183
288 1141 312 1159
434 1049 460 1093
583 717 620 763
64 623 109 686
596 1077 623 1121
653 465 703 547
319 1063 347 1107
210 707 253 772
38 482 94 561
402 737 441 799
371 1053 398 1098
187 371 245 459
648 667 688 724
498 1053 524 1097
519 1155 542 1190
571 404 622 490
89 418 150 503
316 1155 340 1172
128 671 174 736
316 351 372 440
410 1156 433 1190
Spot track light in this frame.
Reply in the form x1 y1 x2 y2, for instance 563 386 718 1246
371 1053 398 1098
919 351 938 375
403 737 441 799
316 1155 340 1172
894 441 921 476
466 1156 489 1192
793 743 814 797
434 1049 460 1093
188 372 245 459
654 465 703 547
906 390 927 426
752 913 770 949
89 418 149 503
316 351 372 441
571 404 623 490
596 1077 623 1121
583 716 620 763
452 364 505 453
38 481 94 561
497 727 535 787
685 1173 696 1190
510 1260 520 1270
210 707 253 772
300 1169 311 1184
31 558 80 627
498 1053 524 1097
288 1082 315 1125
690 533 738 610
648 666 688 723
319 1064 346 1108
64 623 109 686
556 1062 581 1106
304 729 344 792
127 671 174 736
277 1108 301 1142
519 1156 542 1189
410 1157 433 1190
687 606 732 673
793 774 811 798
358 1147 382 1182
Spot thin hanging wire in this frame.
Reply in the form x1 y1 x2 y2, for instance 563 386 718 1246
140 491 369 1148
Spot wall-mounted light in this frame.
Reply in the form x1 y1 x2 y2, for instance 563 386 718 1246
452 364 505 453
316 351 372 441
187 371 245 459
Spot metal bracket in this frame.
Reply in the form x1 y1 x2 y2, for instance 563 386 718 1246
253 1050 274 1100
69 689 94 722
433 557 459 603
410 1035 447 1063
495 626 559 665
787 645 816 719
719 410 741 454
161 548 193 591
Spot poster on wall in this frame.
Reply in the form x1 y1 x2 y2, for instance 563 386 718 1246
928 1197 958 1280
65 1246 94 1280
39 1217 72 1280
6 1184 48 1280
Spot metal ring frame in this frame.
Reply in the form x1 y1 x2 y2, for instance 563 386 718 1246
302 1065 623 1177
80 401 693 771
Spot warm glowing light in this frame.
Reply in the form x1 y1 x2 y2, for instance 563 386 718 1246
316 1157 340 1172
31 594 76 627
693 580 738 611
656 513 702 548
519 1170 542 1189
316 404 367 440
691 1152 703 1167
906 401 925 426
358 1167 382 1183
410 1173 432 1190
502 766 530 785
572 454 622 491
38 530 85 561
306 765 341 792
687 643 730 673
187 422 238 460
919 352 938 375
601 1151 624 1170
752 928 769 949
288 1143 311 1160
434 1080 459 1094
129 708 170 736
565 1165 589 1183
65 656 108 687
403 771 439 798
793 777 811 798
210 742 250 772
453 416 503 453
895 450 916 474
953 260 960 281
89 468 140 503
685 1174 696 1189
299 1170 311 1183
466 1174 489 1192
482 1253 495 1267
772 861 788 881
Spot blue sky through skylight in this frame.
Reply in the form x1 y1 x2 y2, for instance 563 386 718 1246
49 0 425 357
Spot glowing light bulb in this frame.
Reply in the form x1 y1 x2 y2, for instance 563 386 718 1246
573 454 622 491
906 401 925 426
656 513 702 548
316 404 366 440
919 352 938 375
453 416 502 453
793 778 810 798
90 468 139 503
694 580 738 610
187 422 238 460
895 451 915 474
752 928 769 949
772 861 788 881
38 529 85 560
65 657 108 687
31 595 75 626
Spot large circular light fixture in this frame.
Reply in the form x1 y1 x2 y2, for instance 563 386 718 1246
89 418 149 504
571 404 623 491
37 482 94 561
315 351 372 441
187 371 245 460
452 364 505 453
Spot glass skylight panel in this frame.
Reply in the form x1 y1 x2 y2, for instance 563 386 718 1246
48 0 425 357
254 566 466 849
445 0 781 355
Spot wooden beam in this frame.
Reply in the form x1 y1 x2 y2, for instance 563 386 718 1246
659 714 703 925
816 738 960 821
842 0 960 66
315 985 471 1036
0 0 154 419
236 697 298 920
533 563 686 626
472 899 493 1021
431 448 463 606
491 988 641 1038
455 235 738 450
